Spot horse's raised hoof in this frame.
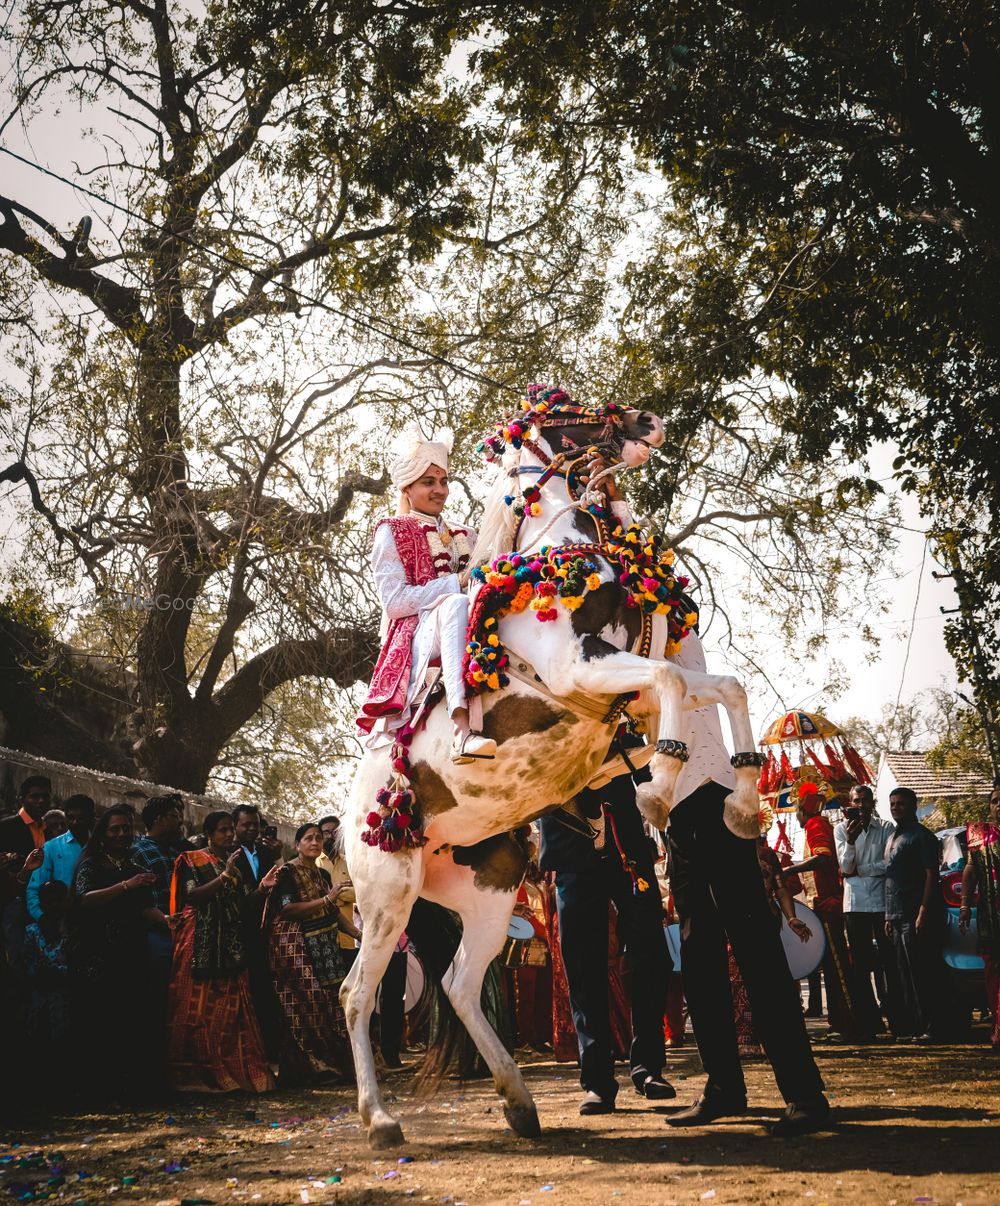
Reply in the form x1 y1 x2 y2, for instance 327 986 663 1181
368 1118 405 1150
504 1102 542 1138
723 796 760 840
635 779 670 830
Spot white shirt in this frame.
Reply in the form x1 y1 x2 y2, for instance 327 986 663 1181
834 817 894 912
242 845 259 881
370 512 463 631
670 631 736 807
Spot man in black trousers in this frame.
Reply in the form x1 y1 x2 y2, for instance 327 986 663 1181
664 633 830 1137
539 763 674 1115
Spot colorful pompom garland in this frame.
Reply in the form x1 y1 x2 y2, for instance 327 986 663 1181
477 383 625 463
463 523 696 695
607 524 698 655
361 727 429 853
463 547 602 692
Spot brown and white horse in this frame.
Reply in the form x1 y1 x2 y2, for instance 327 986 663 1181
341 399 761 1148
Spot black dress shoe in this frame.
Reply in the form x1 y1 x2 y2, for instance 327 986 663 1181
770 1095 831 1137
634 1074 677 1100
666 1094 747 1127
579 1091 616 1115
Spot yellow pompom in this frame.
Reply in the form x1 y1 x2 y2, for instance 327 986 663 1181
530 503 542 516
684 611 698 627
487 673 500 689
662 549 676 566
665 640 681 656
560 595 584 610
586 573 601 591
487 634 499 647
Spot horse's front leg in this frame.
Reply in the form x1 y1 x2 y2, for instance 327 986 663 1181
563 651 689 829
340 846 421 1149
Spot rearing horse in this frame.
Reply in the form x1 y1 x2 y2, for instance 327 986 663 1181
341 391 762 1148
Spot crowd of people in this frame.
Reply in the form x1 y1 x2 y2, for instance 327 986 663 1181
0 779 385 1109
783 780 1000 1047
2 765 995 1124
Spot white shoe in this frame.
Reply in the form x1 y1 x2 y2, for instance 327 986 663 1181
451 732 498 764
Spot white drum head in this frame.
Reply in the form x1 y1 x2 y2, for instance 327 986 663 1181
404 950 425 1013
663 922 683 971
507 913 536 941
780 901 826 979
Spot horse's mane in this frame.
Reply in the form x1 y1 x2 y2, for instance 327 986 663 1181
469 446 521 566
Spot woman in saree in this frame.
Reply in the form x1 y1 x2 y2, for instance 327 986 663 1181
263 822 360 1084
168 810 278 1093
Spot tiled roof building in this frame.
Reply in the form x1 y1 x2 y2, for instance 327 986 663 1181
875 749 993 825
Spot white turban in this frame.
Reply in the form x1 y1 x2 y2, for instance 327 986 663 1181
389 421 454 490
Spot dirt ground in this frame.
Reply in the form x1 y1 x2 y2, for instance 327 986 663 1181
3 1021 999 1206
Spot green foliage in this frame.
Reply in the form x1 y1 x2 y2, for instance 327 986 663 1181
0 587 54 641
0 1 909 796
925 696 995 782
485 0 1000 752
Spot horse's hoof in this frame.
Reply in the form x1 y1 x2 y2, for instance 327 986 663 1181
635 781 669 830
368 1119 405 1149
723 798 760 840
504 1102 541 1138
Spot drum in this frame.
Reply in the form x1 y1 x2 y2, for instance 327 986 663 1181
404 949 425 1013
780 901 826 979
664 905 825 980
502 913 548 968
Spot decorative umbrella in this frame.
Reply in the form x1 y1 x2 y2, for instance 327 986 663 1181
756 709 874 815
760 710 843 745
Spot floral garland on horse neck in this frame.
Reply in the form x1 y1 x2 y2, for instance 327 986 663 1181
361 383 696 854
463 529 697 693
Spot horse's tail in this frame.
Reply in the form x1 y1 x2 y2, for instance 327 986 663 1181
405 897 512 1096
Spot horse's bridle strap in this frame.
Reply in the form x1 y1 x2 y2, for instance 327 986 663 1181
503 655 620 725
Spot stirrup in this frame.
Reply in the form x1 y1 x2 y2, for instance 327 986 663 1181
451 731 497 764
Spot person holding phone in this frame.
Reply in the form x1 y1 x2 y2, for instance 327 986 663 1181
230 804 284 1058
835 784 900 1038
167 810 278 1093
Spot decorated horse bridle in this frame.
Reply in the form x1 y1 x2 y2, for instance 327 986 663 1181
472 385 671 723
477 384 637 551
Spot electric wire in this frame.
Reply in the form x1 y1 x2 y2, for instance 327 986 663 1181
891 536 928 729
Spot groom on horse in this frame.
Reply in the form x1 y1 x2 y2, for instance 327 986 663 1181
356 423 497 765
